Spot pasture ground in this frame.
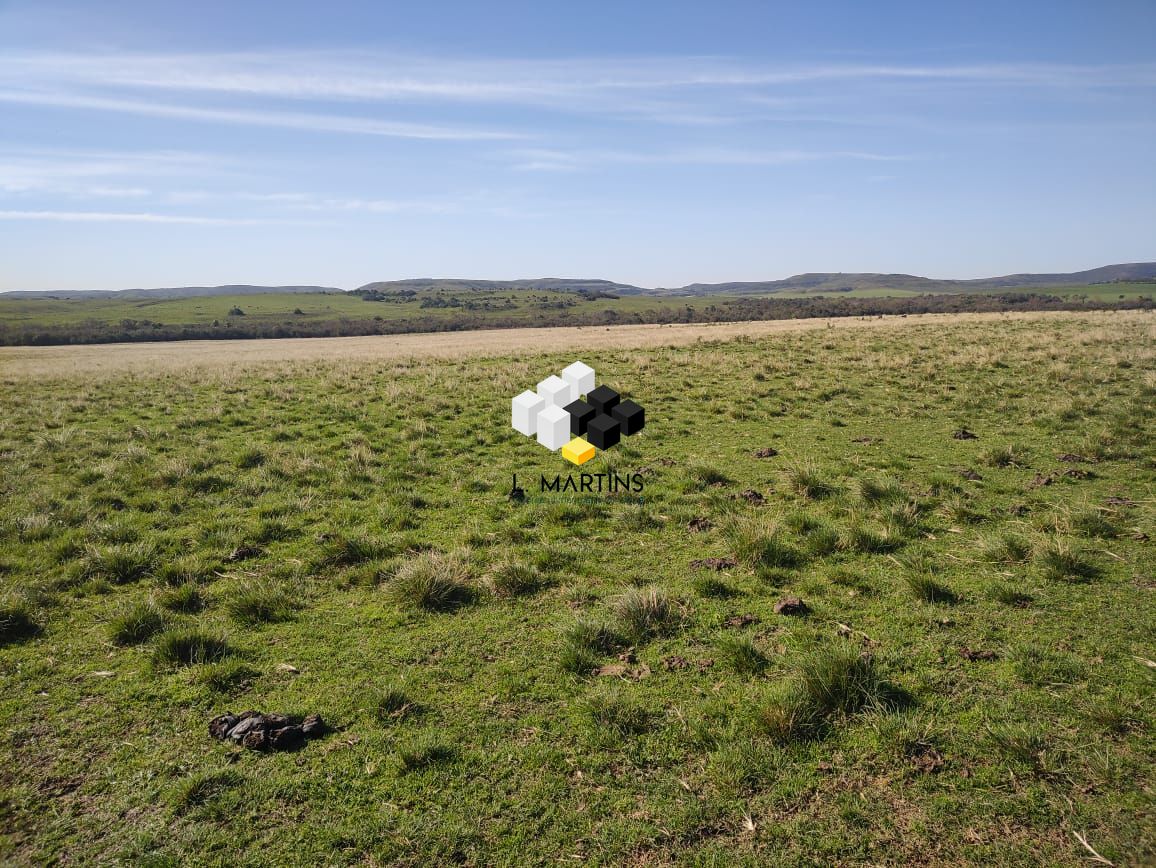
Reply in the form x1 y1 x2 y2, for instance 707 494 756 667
0 310 1152 865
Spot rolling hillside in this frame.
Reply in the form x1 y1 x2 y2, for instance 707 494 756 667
3 262 1153 301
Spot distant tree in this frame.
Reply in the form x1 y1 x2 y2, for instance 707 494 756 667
228 307 245 316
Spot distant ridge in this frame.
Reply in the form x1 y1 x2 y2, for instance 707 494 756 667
671 262 1156 296
357 263 1156 296
354 277 646 295
2 263 1153 299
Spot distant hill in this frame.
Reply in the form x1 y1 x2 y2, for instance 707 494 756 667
353 278 647 296
359 263 1156 297
0 285 341 300
3 263 1153 300
672 262 1156 296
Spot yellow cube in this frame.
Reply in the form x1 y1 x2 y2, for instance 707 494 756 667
561 437 596 466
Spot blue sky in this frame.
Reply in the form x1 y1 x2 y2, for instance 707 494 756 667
0 0 1153 291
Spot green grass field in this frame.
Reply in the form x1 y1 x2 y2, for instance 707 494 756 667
2 283 1152 334
1 312 1153 865
0 289 698 328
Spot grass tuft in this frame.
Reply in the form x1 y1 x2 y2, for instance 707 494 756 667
317 533 388 568
85 542 156 584
716 635 768 675
108 602 166 645
858 476 904 503
981 443 1024 467
981 532 1032 565
986 723 1049 771
0 600 41 645
611 586 680 642
376 687 417 723
153 629 232 666
691 575 736 598
397 736 456 773
725 516 804 569
586 690 652 735
787 464 836 499
388 551 476 612
486 561 547 598
224 580 300 625
1035 539 1099 582
904 573 958 604
988 582 1033 607
170 769 242 813
159 583 205 614
154 555 216 588
756 644 904 743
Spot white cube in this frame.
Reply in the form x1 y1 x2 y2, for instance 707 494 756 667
537 374 575 408
561 361 595 398
536 404 571 451
512 390 545 436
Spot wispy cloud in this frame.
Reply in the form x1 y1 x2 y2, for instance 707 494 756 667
0 148 216 196
0 88 522 140
509 146 913 171
0 52 1152 136
0 209 316 225
3 52 1154 103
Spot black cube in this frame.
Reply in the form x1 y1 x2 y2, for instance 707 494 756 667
586 413 621 449
587 385 620 415
611 399 645 435
564 398 596 436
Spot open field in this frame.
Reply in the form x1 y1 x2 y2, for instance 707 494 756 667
1 310 1153 865
0 309 1146 379
1 284 1152 346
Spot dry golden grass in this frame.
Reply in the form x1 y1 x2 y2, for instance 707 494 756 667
2 309 1149 380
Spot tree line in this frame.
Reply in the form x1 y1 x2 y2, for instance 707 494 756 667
0 292 1149 346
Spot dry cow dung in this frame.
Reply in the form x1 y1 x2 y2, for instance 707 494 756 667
210 710 328 751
